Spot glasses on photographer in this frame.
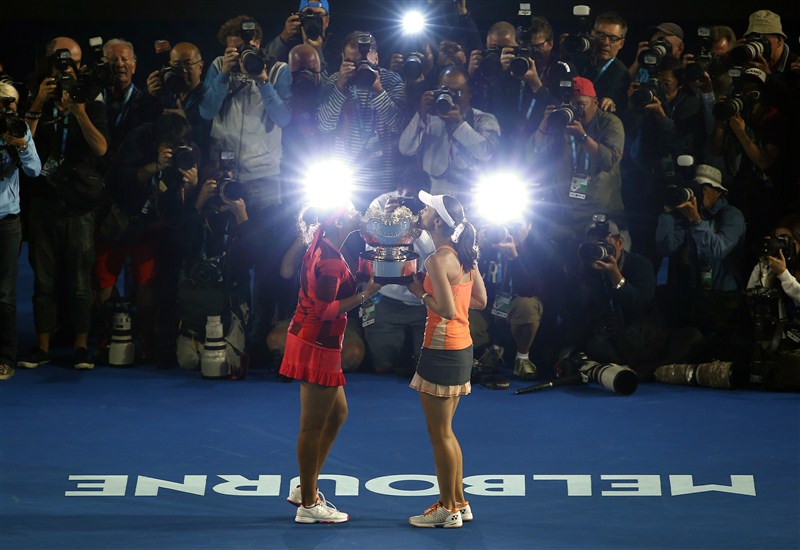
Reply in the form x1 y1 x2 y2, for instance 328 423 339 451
439 43 464 54
531 41 551 50
591 30 624 44
169 60 202 70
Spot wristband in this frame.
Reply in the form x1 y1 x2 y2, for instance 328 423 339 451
420 292 430 303
580 133 589 143
615 277 626 290
24 112 42 120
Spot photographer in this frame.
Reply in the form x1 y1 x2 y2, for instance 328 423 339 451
199 15 292 368
145 42 211 162
99 112 199 365
621 56 703 264
318 31 407 206
575 11 631 114
746 215 800 391
399 65 499 201
739 10 797 84
266 0 332 70
527 76 624 238
0 81 41 380
18 45 109 371
102 39 151 155
655 164 747 358
628 23 685 83
562 216 702 379
475 214 553 380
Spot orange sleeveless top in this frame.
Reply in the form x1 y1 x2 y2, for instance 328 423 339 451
422 245 474 350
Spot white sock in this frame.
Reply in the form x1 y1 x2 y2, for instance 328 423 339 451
516 352 529 361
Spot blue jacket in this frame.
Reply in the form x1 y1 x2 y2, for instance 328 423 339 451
655 196 746 292
0 127 42 218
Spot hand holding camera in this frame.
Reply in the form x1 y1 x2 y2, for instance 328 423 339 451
221 47 240 74
194 179 218 212
675 193 701 223
467 49 483 77
643 95 666 119
280 13 302 43
418 90 435 118
766 248 787 276
336 58 356 91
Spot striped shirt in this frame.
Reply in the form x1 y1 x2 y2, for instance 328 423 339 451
317 68 407 200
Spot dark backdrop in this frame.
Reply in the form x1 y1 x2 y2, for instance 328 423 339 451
1 0 797 86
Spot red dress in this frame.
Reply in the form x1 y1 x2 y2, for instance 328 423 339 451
279 237 357 386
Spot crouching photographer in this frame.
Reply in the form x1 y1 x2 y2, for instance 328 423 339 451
561 215 703 380
173 169 256 378
745 214 800 391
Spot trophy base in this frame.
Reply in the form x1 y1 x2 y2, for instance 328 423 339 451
356 272 415 285
358 250 418 286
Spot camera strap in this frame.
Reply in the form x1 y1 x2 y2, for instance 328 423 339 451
593 58 615 84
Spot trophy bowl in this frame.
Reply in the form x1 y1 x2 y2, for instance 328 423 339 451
358 205 420 284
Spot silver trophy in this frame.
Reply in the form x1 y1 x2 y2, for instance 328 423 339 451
358 205 420 284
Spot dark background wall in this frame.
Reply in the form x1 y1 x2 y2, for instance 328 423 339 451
1 0 797 84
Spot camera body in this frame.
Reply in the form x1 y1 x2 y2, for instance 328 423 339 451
508 46 533 79
630 77 666 110
237 21 268 78
189 255 225 286
351 33 379 89
761 235 794 262
172 145 196 171
52 49 90 103
638 37 673 69
86 36 114 90
0 97 26 139
664 179 703 210
729 34 772 67
483 224 509 246
432 86 461 116
296 10 324 41
478 46 503 78
549 102 582 129
684 27 716 82
396 195 425 214
214 151 244 203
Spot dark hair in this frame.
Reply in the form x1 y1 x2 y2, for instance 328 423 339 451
438 65 471 93
594 12 628 38
154 112 192 148
776 214 800 245
530 16 554 43
658 55 683 81
217 16 262 46
710 25 736 45
342 31 377 53
297 203 350 245
440 195 478 271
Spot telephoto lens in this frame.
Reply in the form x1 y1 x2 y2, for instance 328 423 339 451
654 361 747 390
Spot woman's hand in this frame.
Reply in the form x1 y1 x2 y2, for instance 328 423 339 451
406 271 425 299
767 248 787 276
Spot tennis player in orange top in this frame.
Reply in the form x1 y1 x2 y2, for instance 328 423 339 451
406 191 488 528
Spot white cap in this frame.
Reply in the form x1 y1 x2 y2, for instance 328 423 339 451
695 164 727 193
418 190 457 228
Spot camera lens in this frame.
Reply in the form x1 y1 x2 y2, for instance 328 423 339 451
240 47 266 77
172 146 195 171
508 56 531 79
664 186 693 209
353 62 378 88
403 52 424 80
548 105 575 129
434 92 456 116
219 179 244 201
483 225 509 245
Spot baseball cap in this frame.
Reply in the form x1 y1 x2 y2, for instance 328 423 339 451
418 190 457 228
572 76 597 98
695 164 727 193
650 22 685 41
299 0 329 14
745 10 786 38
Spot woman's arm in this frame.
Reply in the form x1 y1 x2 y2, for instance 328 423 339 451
469 264 487 309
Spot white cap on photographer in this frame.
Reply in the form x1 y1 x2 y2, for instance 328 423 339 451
694 164 727 193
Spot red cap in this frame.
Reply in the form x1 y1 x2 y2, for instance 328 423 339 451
572 76 597 98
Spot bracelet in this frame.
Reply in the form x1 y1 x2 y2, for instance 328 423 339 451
24 112 42 120
420 292 430 303
16 142 28 151
360 292 367 303
615 277 626 290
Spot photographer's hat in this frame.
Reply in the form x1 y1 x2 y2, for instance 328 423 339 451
745 10 786 38
572 76 596 98
650 22 684 41
694 164 727 193
299 0 329 13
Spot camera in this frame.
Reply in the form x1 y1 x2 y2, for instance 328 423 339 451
52 49 90 103
557 350 637 395
483 224 509 246
684 27 715 82
712 92 755 122
154 40 190 95
432 86 461 116
578 241 615 263
560 5 595 59
296 10 324 41
172 145 196 171
189 255 225 285
509 47 533 79
86 36 114 89
746 286 782 344
638 37 673 68
630 77 666 110
402 51 426 80
507 3 533 79
664 180 703 209
351 33 379 89
215 151 243 202
729 34 771 67
237 21 268 78
0 97 26 139
478 46 503 78
548 102 581 130
760 235 794 262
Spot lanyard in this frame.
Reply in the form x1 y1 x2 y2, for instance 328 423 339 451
52 106 68 156
518 81 537 120
594 57 615 83
569 136 590 174
105 84 135 128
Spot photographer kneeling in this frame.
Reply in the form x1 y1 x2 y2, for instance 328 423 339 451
174 168 256 374
746 214 800 391
563 215 703 380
